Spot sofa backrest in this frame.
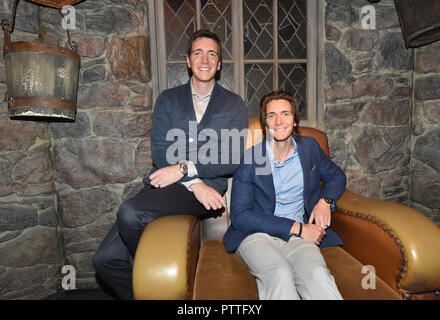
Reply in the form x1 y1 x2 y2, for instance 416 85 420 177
200 116 330 241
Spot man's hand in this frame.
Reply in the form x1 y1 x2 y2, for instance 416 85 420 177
190 182 225 211
290 220 326 246
302 223 326 245
310 198 332 229
149 164 183 188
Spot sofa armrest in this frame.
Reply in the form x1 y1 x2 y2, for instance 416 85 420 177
132 215 200 300
333 190 440 298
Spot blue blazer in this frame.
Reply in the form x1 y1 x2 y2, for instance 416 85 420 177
223 137 346 253
144 80 248 195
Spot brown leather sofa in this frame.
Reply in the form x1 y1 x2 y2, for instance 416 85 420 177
132 116 440 300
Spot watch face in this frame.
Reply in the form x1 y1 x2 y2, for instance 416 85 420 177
180 163 188 175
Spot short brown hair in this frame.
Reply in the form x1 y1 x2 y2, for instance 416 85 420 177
259 91 301 140
186 29 222 62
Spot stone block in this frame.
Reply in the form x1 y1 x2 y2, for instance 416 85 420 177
81 65 106 83
325 43 352 85
77 81 130 109
0 205 37 232
86 7 137 34
13 150 53 185
345 169 381 198
49 112 91 139
325 23 341 41
53 138 137 189
378 32 413 71
0 157 15 197
415 75 440 101
70 34 106 58
325 0 357 28
325 74 394 102
38 207 58 227
414 129 440 173
359 99 410 126
126 82 153 111
0 113 48 151
424 101 440 124
13 0 39 34
59 187 119 228
0 265 57 299
389 86 410 99
135 139 153 177
375 4 400 30
65 252 96 277
353 125 410 174
0 226 60 268
0 84 6 104
415 40 440 74
342 29 379 51
17 182 54 197
410 161 440 209
325 103 356 129
107 35 151 81
327 131 350 169
92 112 152 138
122 181 145 202
63 212 115 243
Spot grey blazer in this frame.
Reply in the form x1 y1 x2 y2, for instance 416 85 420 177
144 80 248 195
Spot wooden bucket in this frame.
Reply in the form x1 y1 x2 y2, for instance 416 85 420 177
2 0 80 120
394 0 440 48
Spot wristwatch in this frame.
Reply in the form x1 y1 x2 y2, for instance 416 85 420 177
324 198 336 212
179 161 188 176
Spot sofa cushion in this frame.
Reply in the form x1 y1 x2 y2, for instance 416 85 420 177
193 240 402 300
193 239 258 300
321 246 402 300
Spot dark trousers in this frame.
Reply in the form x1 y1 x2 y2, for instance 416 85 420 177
92 183 215 299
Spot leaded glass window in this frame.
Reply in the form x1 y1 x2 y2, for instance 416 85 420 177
148 0 318 126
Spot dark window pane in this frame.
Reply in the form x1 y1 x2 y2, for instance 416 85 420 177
167 64 190 88
278 63 307 119
278 0 307 59
217 63 234 93
245 63 273 115
243 0 273 59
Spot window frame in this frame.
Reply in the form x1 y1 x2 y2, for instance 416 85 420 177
147 0 322 128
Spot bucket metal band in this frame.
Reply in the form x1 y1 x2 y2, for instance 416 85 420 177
4 41 80 63
8 97 77 110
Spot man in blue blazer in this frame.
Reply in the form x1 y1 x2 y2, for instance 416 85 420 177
93 30 248 299
223 91 345 300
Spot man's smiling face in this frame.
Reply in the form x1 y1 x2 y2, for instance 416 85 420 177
186 37 221 84
265 99 297 142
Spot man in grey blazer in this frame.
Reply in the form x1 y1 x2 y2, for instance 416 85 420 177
93 30 248 299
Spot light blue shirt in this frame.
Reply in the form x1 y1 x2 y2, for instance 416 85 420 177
266 138 305 223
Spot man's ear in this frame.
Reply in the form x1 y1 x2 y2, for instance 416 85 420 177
186 56 191 69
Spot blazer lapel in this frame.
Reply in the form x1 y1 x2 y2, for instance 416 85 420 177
197 81 219 130
296 138 311 221
182 80 197 122
256 141 276 214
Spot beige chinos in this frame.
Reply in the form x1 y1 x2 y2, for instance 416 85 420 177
236 232 343 300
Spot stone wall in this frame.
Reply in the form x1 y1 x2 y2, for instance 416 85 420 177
0 0 152 299
411 40 440 224
0 0 61 300
324 0 439 225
